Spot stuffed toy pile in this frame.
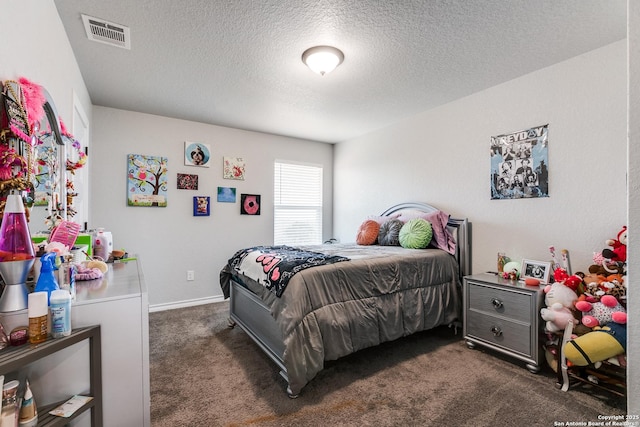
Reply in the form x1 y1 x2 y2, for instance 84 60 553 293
541 226 628 370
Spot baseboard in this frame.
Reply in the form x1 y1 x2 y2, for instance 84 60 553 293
149 295 226 312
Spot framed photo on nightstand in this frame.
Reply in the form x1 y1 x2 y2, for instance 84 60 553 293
521 259 551 283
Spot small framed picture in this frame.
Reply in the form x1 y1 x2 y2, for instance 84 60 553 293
217 186 236 203
185 142 211 167
240 194 260 215
193 196 210 216
223 156 245 180
521 259 552 283
177 173 198 190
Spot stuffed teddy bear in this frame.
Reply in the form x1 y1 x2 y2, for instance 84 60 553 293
574 294 627 328
600 274 626 303
580 272 625 302
563 322 626 366
602 226 627 263
581 273 606 302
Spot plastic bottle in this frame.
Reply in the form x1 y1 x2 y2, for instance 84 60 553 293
49 290 71 338
93 229 108 261
57 255 77 300
27 292 48 344
18 378 37 426
34 252 60 304
1 380 19 426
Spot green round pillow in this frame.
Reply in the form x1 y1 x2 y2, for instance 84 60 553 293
399 218 433 249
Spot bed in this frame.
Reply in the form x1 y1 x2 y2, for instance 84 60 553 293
220 202 471 397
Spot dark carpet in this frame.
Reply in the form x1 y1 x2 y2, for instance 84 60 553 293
150 302 625 427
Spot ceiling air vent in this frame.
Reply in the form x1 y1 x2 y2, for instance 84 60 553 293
82 14 131 50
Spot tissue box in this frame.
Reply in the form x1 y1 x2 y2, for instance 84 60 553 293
74 234 92 257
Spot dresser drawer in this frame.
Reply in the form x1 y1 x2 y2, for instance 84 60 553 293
466 310 532 356
467 281 532 323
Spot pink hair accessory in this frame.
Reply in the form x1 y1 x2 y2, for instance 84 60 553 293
17 77 46 131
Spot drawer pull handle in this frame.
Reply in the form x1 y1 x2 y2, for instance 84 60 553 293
490 326 502 337
491 298 503 309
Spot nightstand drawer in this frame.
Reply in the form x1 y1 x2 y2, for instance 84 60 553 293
466 310 532 355
467 281 531 323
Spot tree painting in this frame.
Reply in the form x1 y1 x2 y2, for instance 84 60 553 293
127 154 168 207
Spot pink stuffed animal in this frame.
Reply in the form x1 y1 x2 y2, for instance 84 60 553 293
541 282 579 333
575 294 627 328
541 305 578 333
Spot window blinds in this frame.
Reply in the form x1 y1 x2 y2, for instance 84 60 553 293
274 161 323 245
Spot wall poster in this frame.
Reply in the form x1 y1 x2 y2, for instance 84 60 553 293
490 124 548 200
127 154 168 207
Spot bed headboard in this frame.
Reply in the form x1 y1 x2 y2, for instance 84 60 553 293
379 202 472 278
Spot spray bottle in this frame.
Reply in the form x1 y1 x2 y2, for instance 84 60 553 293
34 252 60 304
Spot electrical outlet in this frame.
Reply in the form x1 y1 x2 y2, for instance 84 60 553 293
186 270 195 281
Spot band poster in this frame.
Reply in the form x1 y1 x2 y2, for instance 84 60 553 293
490 124 549 200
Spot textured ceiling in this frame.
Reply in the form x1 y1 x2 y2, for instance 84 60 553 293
53 0 626 143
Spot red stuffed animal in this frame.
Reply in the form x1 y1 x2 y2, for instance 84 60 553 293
602 226 627 263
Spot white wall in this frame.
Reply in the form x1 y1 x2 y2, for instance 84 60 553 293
627 0 639 415
335 37 636 411
90 107 333 306
0 0 93 230
0 1 91 121
334 40 627 275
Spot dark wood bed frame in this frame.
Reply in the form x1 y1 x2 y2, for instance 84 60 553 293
227 202 471 396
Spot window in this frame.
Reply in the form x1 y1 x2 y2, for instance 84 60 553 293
274 161 323 245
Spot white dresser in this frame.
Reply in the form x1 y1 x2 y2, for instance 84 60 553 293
0 258 150 427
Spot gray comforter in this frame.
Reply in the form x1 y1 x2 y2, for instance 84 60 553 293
220 243 462 396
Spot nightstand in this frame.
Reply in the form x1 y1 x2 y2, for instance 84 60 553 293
463 273 545 373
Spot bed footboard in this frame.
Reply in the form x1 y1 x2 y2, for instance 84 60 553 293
229 280 290 387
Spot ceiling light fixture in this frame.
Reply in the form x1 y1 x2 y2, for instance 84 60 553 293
302 45 344 76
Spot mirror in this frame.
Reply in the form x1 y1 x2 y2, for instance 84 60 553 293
29 89 67 234
1 79 77 236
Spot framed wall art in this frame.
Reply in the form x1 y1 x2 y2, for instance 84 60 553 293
177 173 198 190
217 186 236 203
127 154 168 207
490 124 548 200
521 259 552 283
193 196 210 216
240 194 260 215
185 142 211 167
223 156 245 180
